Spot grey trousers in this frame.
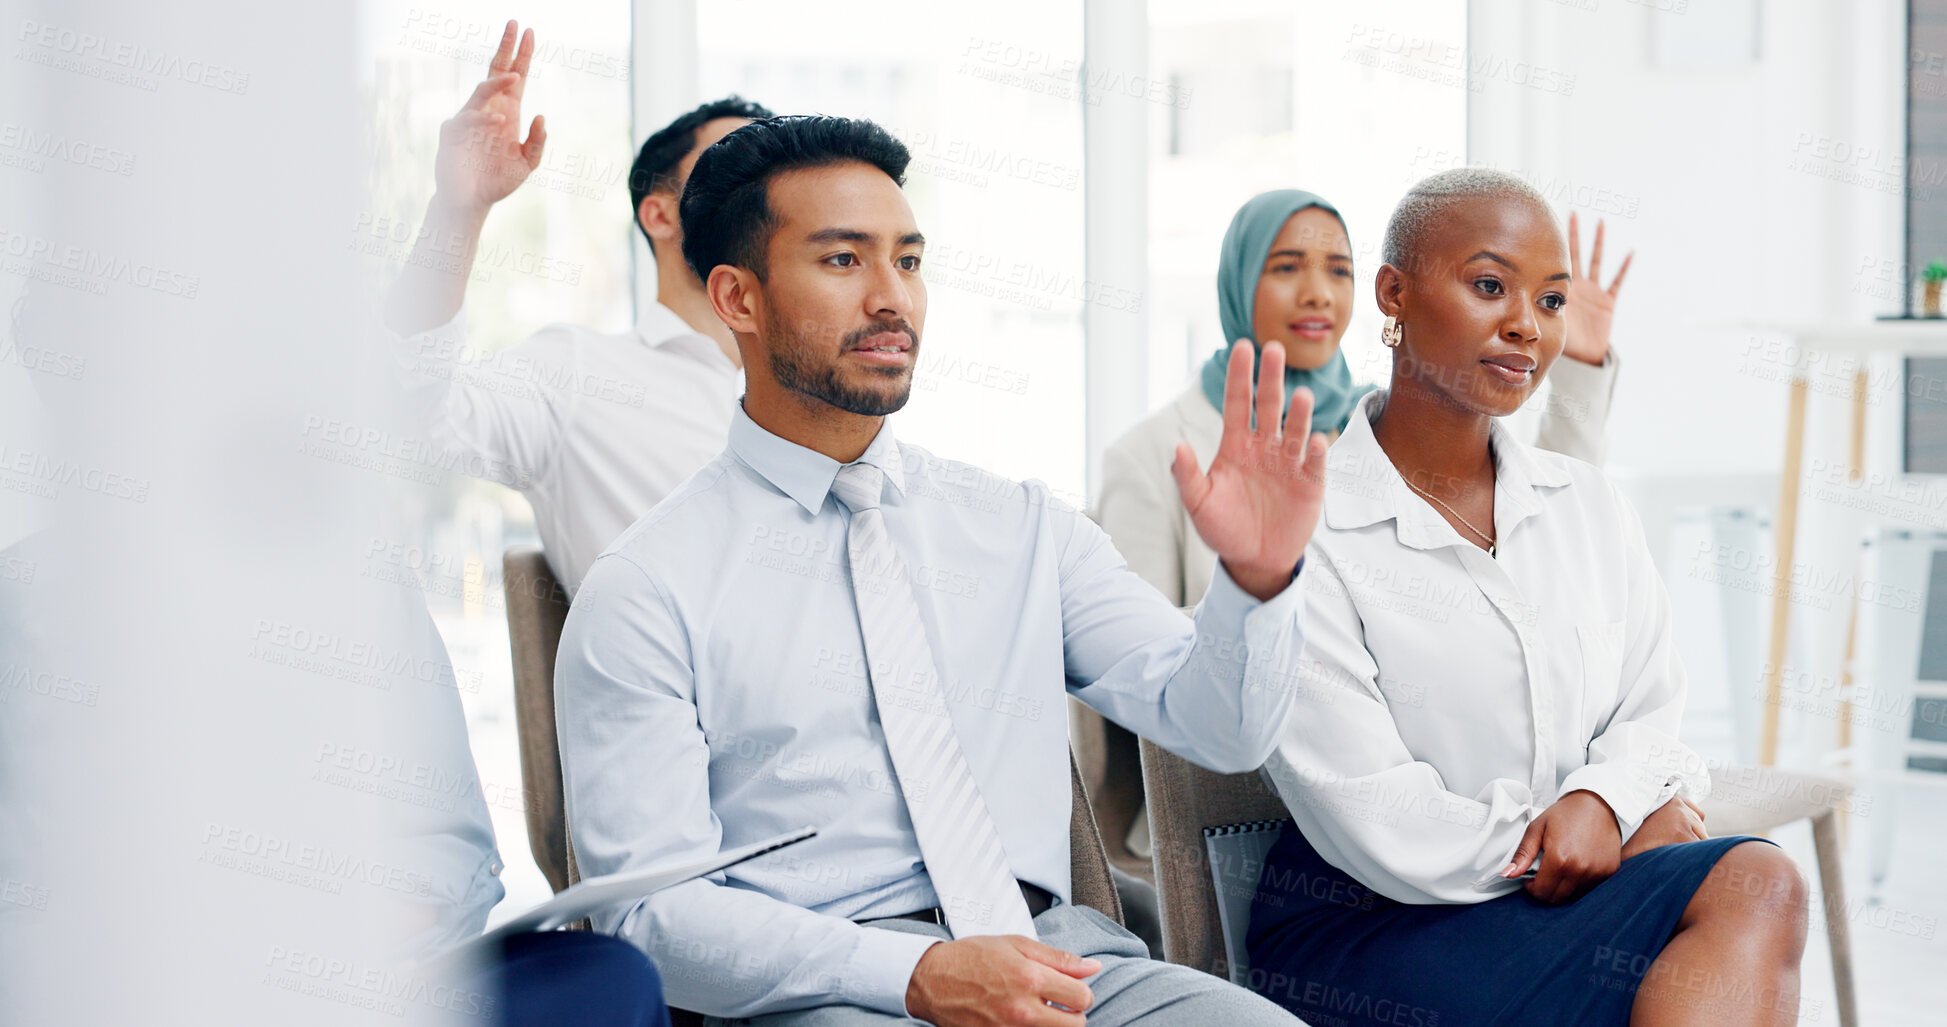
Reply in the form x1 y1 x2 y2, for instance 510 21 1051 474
702 903 1304 1026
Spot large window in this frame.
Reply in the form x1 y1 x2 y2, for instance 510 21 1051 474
1910 0 1947 316
1145 0 1467 408
356 0 635 919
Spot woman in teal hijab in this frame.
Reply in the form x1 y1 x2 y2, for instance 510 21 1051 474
1201 189 1370 434
1099 187 1368 612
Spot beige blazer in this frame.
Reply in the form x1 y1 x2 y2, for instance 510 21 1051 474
1097 352 1621 606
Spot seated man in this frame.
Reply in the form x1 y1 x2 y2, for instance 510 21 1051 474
556 114 1325 1025
383 19 773 595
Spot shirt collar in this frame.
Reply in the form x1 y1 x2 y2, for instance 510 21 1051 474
636 301 737 367
727 402 907 516
1325 389 1573 549
634 301 694 347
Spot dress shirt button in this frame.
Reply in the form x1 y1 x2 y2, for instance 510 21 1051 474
489 858 503 877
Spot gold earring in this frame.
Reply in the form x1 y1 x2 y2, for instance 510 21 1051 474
1382 317 1403 348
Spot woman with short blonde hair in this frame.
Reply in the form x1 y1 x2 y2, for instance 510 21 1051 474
1247 169 1805 1027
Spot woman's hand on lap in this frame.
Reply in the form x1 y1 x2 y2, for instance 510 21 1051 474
1503 790 1623 905
1620 795 1709 861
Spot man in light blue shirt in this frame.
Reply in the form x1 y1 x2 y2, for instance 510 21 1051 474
556 115 1329 1026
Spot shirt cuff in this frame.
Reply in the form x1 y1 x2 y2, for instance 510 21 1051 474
1555 346 1618 376
1559 761 1680 844
1545 347 1618 413
845 927 941 1017
1196 559 1308 770
1200 557 1305 630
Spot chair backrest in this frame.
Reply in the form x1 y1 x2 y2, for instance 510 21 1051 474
1068 746 1125 925
503 546 578 894
1695 764 1854 835
1068 699 1152 881
501 546 1124 927
1138 736 1290 978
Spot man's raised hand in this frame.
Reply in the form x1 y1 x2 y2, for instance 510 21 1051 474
434 20 547 213
1170 340 1328 601
382 20 546 336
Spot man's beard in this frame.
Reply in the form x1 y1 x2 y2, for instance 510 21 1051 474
764 313 920 417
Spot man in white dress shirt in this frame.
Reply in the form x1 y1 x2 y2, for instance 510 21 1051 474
555 115 1328 1025
381 21 773 592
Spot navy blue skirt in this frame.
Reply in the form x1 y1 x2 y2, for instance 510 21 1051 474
1245 826 1770 1027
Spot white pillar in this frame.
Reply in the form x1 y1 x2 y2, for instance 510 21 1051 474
631 0 700 320
1082 0 1150 503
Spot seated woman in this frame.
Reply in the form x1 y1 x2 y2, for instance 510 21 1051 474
1247 169 1809 1027
1087 186 1631 902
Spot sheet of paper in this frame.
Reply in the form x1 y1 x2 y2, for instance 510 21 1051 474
466 826 817 949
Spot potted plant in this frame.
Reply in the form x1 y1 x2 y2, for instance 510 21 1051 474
1925 259 1947 317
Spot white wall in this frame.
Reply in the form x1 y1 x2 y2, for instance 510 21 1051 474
1469 0 1906 477
1468 0 1909 766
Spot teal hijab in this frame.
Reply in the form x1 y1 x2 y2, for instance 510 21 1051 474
1200 189 1371 434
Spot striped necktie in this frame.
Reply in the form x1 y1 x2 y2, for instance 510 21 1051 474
830 462 1038 939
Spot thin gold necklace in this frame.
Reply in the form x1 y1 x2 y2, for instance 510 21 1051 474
1403 477 1496 557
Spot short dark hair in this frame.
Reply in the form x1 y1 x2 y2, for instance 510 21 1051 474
1382 167 1553 272
678 115 910 283
627 95 775 247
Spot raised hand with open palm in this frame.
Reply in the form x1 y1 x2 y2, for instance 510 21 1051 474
1563 212 1632 366
385 20 549 336
436 20 548 213
1169 340 1329 601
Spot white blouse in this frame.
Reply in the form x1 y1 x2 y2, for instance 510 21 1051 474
1263 389 1709 906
